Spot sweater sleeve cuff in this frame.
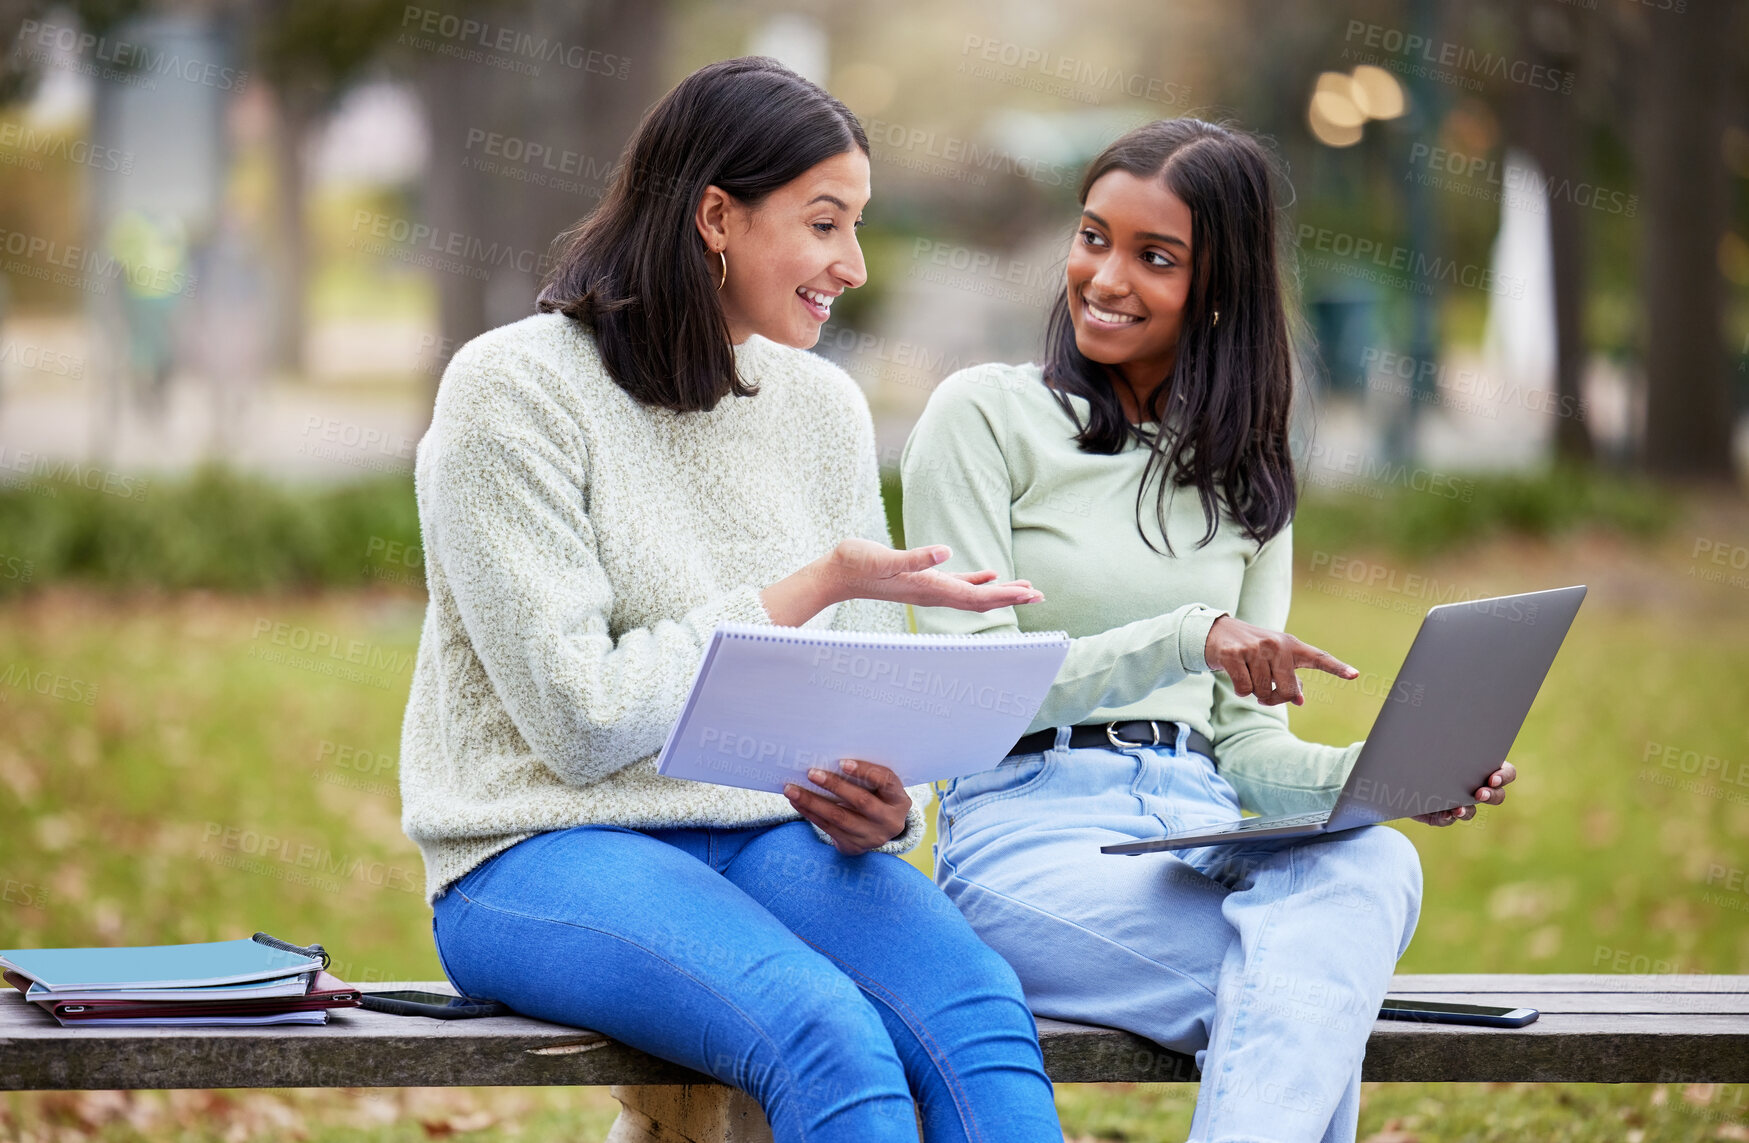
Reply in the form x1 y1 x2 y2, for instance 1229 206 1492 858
1178 605 1230 674
697 583 774 630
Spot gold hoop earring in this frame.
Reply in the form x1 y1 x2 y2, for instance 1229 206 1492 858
1212 309 1221 328
716 249 727 292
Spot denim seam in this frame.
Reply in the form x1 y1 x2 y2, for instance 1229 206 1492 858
791 933 988 1143
942 871 1217 1001
1135 744 1228 830
1191 752 1227 805
940 753 1057 820
1101 743 1179 823
933 804 963 883
1203 836 1299 1128
430 910 475 998
448 884 824 1135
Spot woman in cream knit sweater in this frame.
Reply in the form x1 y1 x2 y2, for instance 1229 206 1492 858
399 58 1064 1143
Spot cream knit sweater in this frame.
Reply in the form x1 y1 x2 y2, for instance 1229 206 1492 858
399 312 929 903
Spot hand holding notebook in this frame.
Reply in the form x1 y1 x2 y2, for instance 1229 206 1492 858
656 624 1070 794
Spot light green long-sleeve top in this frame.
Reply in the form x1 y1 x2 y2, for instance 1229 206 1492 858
900 362 1362 817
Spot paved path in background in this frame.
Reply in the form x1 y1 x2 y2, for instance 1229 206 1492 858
2 316 1742 484
0 373 428 482
0 314 434 482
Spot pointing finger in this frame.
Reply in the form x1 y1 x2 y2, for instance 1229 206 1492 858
1296 641 1358 679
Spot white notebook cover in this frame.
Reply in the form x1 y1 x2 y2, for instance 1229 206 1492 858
48 1010 330 1027
656 624 1070 794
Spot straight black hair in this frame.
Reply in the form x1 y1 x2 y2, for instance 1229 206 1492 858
538 57 868 411
1042 118 1297 554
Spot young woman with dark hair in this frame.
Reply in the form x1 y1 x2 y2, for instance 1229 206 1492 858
401 57 1064 1143
901 118 1516 1143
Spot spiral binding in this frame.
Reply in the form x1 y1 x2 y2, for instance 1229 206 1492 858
716 623 1069 650
251 931 331 970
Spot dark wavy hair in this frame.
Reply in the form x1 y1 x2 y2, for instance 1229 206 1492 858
537 57 867 411
1042 118 1297 555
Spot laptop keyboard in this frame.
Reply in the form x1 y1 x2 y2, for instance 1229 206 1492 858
1209 811 1329 833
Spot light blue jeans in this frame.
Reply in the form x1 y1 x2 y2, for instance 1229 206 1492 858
431 820 1063 1143
934 724 1423 1143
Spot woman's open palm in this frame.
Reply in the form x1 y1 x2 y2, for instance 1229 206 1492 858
829 538 1044 612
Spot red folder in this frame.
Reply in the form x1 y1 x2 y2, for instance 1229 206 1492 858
33 971 360 1020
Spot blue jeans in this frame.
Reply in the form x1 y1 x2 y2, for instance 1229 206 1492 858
935 725 1423 1143
431 820 1062 1143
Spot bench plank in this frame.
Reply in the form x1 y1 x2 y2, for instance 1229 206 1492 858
1387 974 1749 994
1038 1014 1749 1083
1377 993 1749 1014
3 976 1745 1091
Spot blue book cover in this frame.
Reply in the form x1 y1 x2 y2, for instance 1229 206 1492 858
0 937 324 992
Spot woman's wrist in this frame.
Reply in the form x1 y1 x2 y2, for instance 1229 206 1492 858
759 551 845 626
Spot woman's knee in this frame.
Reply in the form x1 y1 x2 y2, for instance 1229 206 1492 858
958 934 1030 1001
1374 824 1424 902
917 931 1038 1039
750 990 915 1126
1310 825 1423 915
760 952 897 1050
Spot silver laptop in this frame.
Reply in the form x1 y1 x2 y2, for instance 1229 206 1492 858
1101 585 1587 855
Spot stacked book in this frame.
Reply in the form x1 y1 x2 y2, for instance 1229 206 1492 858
1 932 360 1026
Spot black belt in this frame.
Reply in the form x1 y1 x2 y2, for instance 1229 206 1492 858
1008 720 1216 763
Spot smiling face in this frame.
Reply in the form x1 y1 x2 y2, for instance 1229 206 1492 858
1065 169 1195 419
699 149 870 349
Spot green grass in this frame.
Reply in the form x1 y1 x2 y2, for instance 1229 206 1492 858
0 591 431 972
0 487 1743 1141
1286 561 1749 978
1051 1081 1749 1141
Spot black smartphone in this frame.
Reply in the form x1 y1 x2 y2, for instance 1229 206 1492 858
1378 999 1538 1028
359 990 512 1019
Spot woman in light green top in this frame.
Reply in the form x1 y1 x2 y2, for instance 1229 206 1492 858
901 119 1516 1143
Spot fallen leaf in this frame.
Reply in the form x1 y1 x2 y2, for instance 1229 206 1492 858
1363 1118 1419 1143
420 1112 497 1137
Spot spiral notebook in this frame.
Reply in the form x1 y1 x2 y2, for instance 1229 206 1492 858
0 935 325 992
655 623 1070 794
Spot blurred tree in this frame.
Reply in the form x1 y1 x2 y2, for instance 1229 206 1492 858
1505 1 1592 464
411 0 667 429
0 0 147 103
1389 0 1444 465
248 0 406 375
1634 0 1737 481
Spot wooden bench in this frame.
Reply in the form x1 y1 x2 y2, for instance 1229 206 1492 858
4 975 1745 1142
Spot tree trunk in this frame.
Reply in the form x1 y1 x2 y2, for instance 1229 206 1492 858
269 85 314 377
1510 3 1593 464
1638 0 1736 480
412 51 491 397
412 0 668 433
